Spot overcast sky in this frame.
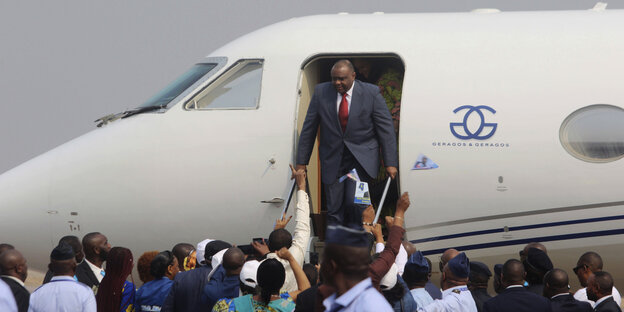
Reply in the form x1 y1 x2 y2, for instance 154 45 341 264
0 0 621 174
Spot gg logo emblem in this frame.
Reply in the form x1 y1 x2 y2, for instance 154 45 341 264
450 105 497 140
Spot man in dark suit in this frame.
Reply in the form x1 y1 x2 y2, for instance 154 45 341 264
42 235 84 284
469 261 493 312
296 59 398 226
587 271 621 312
76 232 110 292
483 259 551 312
0 249 29 312
544 268 592 312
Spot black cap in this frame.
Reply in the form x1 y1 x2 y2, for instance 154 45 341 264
325 225 369 248
470 261 492 278
448 252 470 278
204 240 232 260
51 243 75 261
526 248 553 273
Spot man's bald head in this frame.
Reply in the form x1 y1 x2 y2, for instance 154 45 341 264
222 247 245 275
0 243 14 256
502 259 525 287
587 271 614 301
0 249 27 282
543 268 569 298
578 251 603 271
521 242 547 261
439 249 459 272
331 59 355 73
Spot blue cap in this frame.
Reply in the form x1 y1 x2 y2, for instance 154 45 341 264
469 261 492 277
406 251 429 273
448 252 470 278
325 225 369 248
51 243 75 261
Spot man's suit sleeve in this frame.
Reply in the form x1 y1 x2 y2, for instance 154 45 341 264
296 86 321 166
370 87 398 167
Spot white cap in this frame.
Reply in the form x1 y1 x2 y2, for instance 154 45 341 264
196 239 214 264
380 263 398 290
211 248 227 270
239 260 261 288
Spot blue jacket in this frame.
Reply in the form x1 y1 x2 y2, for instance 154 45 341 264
203 265 240 309
162 265 212 312
135 277 173 312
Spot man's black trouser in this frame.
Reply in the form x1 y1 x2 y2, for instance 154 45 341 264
323 147 371 228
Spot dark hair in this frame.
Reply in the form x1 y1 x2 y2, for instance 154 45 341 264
59 236 81 253
96 247 133 312
257 259 285 305
268 229 292 252
239 280 258 296
593 271 614 293
403 265 429 288
137 251 159 283
171 243 194 270
303 263 319 285
150 251 174 279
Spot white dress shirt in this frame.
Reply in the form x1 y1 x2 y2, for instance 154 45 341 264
266 190 310 293
28 276 96 312
323 277 393 312
419 285 478 312
574 286 621 307
84 258 105 283
335 83 354 114
0 278 17 312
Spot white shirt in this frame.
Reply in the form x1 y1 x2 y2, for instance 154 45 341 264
0 279 17 312
266 190 310 293
375 241 408 275
323 277 393 312
28 276 96 312
84 258 105 283
335 83 354 114
419 285 478 312
574 286 621 307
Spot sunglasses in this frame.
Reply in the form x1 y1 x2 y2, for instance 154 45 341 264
573 264 587 274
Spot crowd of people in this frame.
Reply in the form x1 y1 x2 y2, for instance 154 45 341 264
0 165 621 312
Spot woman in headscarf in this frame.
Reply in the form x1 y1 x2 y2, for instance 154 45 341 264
96 247 136 312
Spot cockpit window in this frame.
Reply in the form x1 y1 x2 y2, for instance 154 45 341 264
139 63 218 108
185 59 263 110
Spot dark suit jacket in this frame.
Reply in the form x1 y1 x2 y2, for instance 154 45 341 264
75 261 100 290
549 293 592 312
297 80 398 183
483 286 552 312
471 288 492 312
1 276 29 312
594 297 622 312
162 265 212 312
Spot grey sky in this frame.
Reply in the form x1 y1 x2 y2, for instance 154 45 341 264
0 0 621 174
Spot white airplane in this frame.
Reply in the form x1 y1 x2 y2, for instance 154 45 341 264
2 7 624 291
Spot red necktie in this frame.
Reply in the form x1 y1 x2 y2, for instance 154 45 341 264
339 93 348 132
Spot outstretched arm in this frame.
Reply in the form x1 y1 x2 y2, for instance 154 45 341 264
296 88 321 168
371 88 398 178
278 247 311 301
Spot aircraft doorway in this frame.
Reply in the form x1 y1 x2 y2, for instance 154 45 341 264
296 54 405 238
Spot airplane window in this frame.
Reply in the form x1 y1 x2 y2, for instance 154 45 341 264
186 59 263 110
139 63 217 109
559 104 624 163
